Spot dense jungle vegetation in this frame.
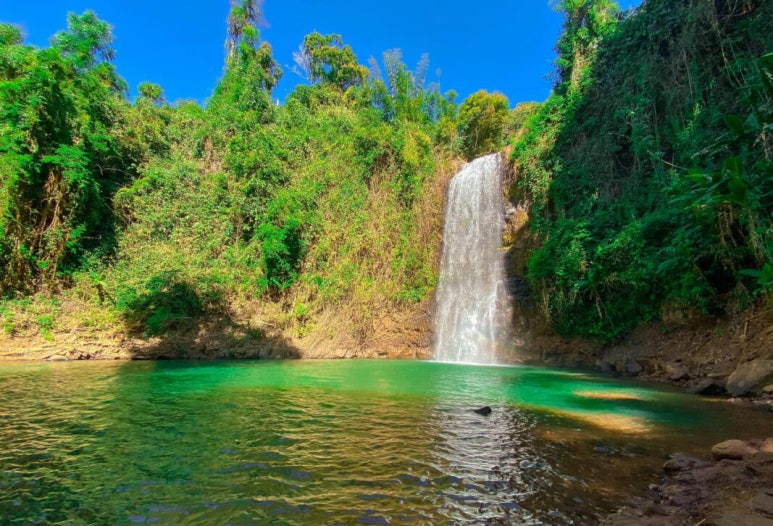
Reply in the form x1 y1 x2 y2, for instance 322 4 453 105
0 2 510 342
513 0 772 341
1 0 770 347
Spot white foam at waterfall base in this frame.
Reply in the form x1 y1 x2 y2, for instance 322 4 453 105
433 153 513 365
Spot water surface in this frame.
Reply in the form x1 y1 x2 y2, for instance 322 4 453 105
0 359 770 525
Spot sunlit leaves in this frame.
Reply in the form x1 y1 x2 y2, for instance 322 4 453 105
458 90 509 160
0 11 134 293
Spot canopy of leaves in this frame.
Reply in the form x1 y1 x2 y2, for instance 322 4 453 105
513 0 773 341
0 13 136 294
458 90 510 160
295 32 368 91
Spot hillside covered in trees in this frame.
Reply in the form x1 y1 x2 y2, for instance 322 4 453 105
512 0 772 342
0 1 511 355
0 0 770 355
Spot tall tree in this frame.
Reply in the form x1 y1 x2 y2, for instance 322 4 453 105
221 0 281 94
458 90 510 160
225 0 265 62
294 32 367 90
555 0 619 93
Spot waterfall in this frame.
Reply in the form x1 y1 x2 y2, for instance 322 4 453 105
433 153 512 365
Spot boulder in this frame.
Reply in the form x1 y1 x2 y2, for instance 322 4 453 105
727 360 773 397
666 362 690 381
626 358 643 375
662 454 711 473
687 378 726 396
744 452 773 477
712 439 758 461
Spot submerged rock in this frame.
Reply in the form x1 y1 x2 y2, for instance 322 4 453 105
473 406 492 416
593 445 618 456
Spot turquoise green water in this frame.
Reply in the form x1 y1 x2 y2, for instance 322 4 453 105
0 359 771 525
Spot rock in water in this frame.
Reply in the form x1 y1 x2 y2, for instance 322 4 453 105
473 406 492 416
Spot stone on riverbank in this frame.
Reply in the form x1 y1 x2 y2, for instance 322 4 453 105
727 360 773 397
604 438 773 525
712 439 759 460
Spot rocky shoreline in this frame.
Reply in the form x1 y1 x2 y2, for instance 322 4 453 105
516 308 773 409
604 438 773 526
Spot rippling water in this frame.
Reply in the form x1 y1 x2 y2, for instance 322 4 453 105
1 360 771 525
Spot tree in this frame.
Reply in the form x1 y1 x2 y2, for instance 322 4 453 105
294 32 368 90
225 0 265 62
367 49 455 126
555 0 619 93
458 90 510 160
222 0 280 94
138 82 164 104
53 10 115 70
0 12 135 293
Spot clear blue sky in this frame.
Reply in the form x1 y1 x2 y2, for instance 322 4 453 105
1 0 641 107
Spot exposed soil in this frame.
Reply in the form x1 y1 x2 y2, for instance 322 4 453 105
516 304 773 401
0 299 433 362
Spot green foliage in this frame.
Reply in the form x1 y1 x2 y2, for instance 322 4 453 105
458 90 510 160
0 7 459 341
554 0 619 93
138 82 164 103
295 32 368 90
52 10 116 70
367 49 458 131
0 12 137 294
507 101 541 139
514 0 773 341
115 271 207 336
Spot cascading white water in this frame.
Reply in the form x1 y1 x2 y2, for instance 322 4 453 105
433 153 512 364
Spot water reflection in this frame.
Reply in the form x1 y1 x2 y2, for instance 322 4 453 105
1 360 772 525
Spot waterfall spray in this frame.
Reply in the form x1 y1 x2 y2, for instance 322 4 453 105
433 153 512 364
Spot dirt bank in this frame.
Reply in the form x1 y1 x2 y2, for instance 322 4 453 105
514 304 773 405
0 298 433 362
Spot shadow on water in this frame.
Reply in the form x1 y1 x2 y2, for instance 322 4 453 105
116 270 301 360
